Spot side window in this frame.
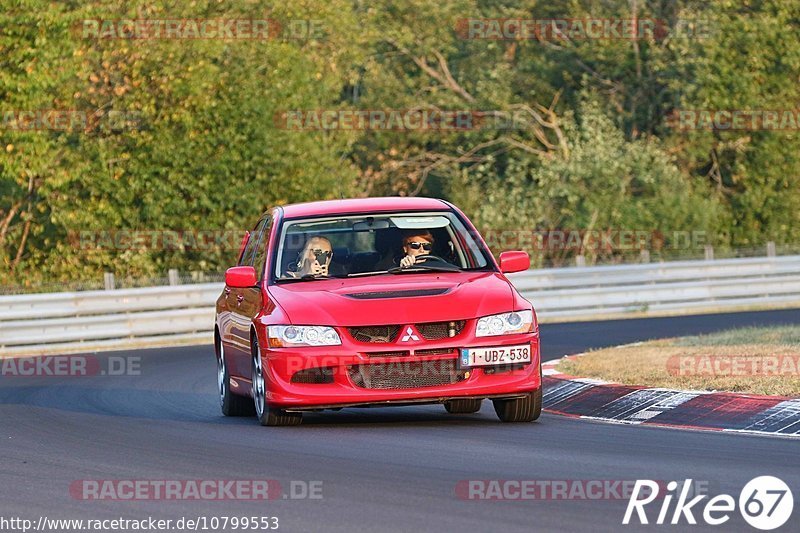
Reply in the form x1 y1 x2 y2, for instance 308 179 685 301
238 217 268 267
252 217 272 281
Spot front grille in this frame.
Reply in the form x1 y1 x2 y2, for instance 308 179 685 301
415 347 457 356
348 325 401 343
291 367 334 384
417 320 466 340
365 350 410 358
348 320 466 344
346 288 449 299
348 359 467 389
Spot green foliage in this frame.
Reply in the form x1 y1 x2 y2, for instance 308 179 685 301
0 0 796 285
667 0 800 245
450 97 721 264
1 0 363 284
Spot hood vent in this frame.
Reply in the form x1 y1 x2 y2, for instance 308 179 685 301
345 288 449 299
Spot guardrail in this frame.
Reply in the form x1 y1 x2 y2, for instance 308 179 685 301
0 284 220 354
2 255 800 354
509 254 800 319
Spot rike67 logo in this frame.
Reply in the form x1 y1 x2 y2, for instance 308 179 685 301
624 476 793 530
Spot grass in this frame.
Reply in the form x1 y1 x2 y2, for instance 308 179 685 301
557 326 800 397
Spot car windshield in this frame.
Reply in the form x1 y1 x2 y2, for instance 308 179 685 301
274 211 491 281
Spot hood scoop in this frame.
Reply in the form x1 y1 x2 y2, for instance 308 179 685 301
344 288 450 299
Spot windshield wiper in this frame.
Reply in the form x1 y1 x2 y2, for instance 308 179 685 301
344 271 393 278
275 274 340 283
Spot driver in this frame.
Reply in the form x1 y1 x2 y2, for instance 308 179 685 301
399 230 435 268
289 236 333 277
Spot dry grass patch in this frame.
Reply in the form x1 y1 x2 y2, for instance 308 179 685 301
557 326 800 397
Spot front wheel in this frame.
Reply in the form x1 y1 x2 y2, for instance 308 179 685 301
492 387 542 423
252 335 302 427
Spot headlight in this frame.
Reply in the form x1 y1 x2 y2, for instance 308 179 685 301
267 325 341 347
476 310 534 337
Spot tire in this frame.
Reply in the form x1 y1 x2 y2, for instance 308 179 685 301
492 387 542 423
218 340 254 417
444 398 483 414
532 385 543 420
251 334 302 427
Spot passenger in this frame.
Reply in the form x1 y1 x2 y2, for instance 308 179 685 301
288 236 333 278
399 230 435 268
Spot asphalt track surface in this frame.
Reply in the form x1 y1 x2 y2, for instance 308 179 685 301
1 308 799 532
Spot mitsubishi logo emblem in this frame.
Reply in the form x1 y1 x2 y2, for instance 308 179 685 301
400 326 419 342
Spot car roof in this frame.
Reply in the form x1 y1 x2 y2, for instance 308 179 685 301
278 197 450 219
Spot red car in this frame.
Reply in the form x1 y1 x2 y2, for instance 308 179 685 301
215 197 541 426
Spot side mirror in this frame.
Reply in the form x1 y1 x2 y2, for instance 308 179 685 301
225 266 257 288
498 251 530 274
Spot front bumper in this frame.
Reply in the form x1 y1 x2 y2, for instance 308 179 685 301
257 329 541 408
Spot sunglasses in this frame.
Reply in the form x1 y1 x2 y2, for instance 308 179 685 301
405 241 433 251
311 249 332 263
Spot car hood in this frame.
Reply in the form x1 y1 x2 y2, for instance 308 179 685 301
268 271 516 326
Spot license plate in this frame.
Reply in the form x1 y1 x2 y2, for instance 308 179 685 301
460 344 531 368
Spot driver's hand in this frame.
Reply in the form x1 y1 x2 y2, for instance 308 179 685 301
400 255 416 268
